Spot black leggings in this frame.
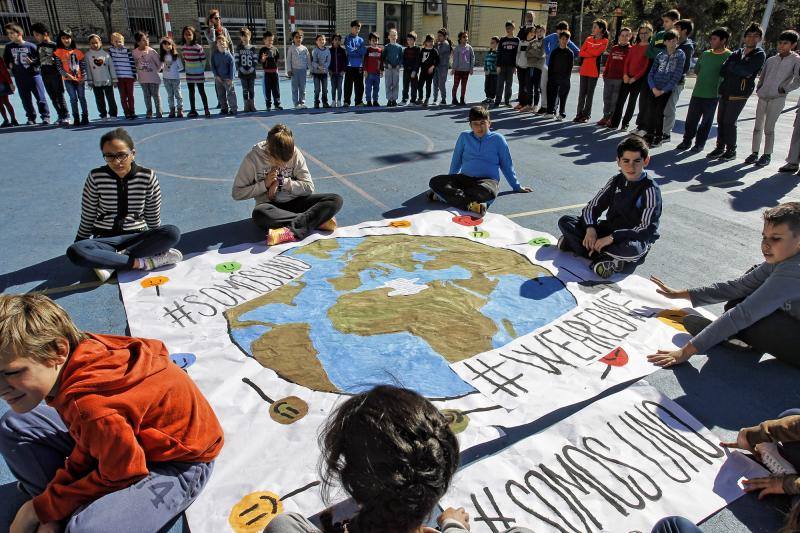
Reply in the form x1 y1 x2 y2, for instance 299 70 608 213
188 82 209 112
418 71 434 102
610 77 644 128
252 194 343 240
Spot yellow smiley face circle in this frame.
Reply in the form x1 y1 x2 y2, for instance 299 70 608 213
228 491 284 532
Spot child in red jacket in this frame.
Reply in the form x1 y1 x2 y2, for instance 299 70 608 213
598 27 631 126
574 19 609 122
0 294 224 533
0 56 18 126
610 23 652 129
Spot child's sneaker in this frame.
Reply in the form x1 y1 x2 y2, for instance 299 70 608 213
177 109 184 118
755 442 798 476
267 227 298 246
11 118 19 126
756 154 771 167
744 152 759 165
633 128 647 137
146 113 153 119
531 105 539 113
0 120 9 128
720 148 737 161
675 139 692 150
466 201 486 217
317 218 337 232
426 189 443 202
275 104 283 110
26 119 36 125
555 113 563 121
204 109 212 117
707 146 725 158
592 257 624 279
93 268 114 282
141 248 183 270
168 111 176 118
779 163 800 173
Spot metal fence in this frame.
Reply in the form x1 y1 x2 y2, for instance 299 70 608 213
0 0 32 40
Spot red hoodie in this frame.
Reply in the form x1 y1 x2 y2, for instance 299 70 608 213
32 334 224 523
578 35 608 78
364 45 383 74
603 43 630 79
623 43 650 80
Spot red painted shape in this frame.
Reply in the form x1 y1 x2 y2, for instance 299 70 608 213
452 215 483 227
600 346 629 367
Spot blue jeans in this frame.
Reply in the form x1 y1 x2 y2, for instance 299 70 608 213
651 516 701 533
66 225 181 270
682 96 719 148
365 73 380 102
330 72 344 102
64 80 88 120
16 73 50 121
290 70 307 105
0 405 214 532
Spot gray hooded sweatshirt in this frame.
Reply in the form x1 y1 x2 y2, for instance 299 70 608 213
85 48 117 87
757 51 800 99
452 43 475 72
232 141 314 205
689 254 800 353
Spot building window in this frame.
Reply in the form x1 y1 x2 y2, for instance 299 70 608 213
356 1 376 38
0 0 32 40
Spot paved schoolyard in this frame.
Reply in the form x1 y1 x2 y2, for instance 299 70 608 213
1 71 799 532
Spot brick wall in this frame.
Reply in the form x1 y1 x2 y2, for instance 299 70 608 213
25 0 129 41
335 0 356 35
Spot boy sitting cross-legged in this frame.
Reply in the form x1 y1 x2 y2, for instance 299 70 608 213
0 293 224 533
233 123 343 246
557 135 662 278
428 105 532 217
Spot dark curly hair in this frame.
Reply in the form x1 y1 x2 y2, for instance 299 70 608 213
318 385 460 533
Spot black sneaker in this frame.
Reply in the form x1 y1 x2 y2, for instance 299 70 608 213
707 146 726 159
744 152 759 165
275 105 283 110
592 257 624 279
690 144 704 153
779 163 800 173
536 107 549 115
661 134 671 143
756 154 771 167
650 136 662 147
676 140 692 150
720 148 737 161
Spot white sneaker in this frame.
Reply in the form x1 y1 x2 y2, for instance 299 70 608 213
141 248 183 270
634 129 648 137
756 442 797 475
531 105 539 113
555 114 563 121
94 268 114 282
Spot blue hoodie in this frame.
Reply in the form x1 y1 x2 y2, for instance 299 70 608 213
449 130 522 190
543 32 580 66
344 34 366 68
648 48 685 92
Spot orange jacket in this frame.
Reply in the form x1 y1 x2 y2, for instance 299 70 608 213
32 334 224 523
578 36 608 78
53 48 86 82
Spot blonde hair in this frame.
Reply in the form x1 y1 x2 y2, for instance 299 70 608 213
0 294 87 365
110 32 125 43
267 123 295 162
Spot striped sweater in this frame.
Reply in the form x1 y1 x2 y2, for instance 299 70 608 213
181 44 207 84
76 164 162 240
108 45 136 79
581 171 661 243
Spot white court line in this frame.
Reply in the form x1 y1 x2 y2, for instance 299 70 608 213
249 117 389 210
298 119 361 125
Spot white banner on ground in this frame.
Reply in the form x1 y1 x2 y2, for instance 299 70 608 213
118 211 702 532
441 382 767 533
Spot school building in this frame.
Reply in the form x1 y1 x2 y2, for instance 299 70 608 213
1 0 546 47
